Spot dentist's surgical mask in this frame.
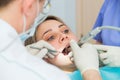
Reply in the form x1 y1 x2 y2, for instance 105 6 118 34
20 0 51 42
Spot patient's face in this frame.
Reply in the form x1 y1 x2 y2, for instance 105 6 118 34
36 20 78 69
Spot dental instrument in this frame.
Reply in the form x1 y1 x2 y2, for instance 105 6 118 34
30 46 58 54
78 26 120 46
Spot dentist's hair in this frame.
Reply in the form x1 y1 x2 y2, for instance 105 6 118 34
25 15 66 46
0 0 14 8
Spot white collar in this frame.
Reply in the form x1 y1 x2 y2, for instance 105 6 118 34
0 19 19 52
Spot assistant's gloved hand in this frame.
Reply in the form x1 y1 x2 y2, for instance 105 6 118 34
26 40 57 59
70 40 99 74
94 45 120 67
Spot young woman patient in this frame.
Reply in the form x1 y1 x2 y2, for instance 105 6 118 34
25 15 120 80
25 15 78 72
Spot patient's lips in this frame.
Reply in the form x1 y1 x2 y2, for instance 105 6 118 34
62 44 71 55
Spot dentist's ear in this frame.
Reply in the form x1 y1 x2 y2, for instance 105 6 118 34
22 0 38 28
22 0 35 14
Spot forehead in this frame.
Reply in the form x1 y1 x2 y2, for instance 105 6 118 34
36 19 67 35
36 20 61 39
39 20 64 29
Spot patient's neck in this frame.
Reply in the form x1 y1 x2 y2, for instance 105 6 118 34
59 66 77 73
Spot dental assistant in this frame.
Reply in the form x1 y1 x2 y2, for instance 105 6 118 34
0 0 70 80
93 0 120 46
92 0 120 67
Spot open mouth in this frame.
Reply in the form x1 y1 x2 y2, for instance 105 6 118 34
62 45 71 55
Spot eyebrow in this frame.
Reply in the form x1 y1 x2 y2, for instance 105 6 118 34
42 29 52 37
58 24 64 28
42 23 65 37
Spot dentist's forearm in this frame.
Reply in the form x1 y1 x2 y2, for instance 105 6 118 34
82 70 102 80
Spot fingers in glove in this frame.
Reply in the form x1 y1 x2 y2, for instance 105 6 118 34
50 52 58 56
97 49 107 54
47 49 59 56
81 43 92 48
68 52 73 58
47 53 55 59
70 57 74 61
36 48 48 59
26 45 39 55
102 58 111 65
70 40 81 54
68 52 74 61
93 45 108 50
44 55 48 58
99 53 112 65
39 40 55 50
99 53 108 60
38 40 58 56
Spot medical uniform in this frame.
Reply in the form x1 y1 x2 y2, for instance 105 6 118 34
69 66 120 80
0 19 70 80
93 0 120 46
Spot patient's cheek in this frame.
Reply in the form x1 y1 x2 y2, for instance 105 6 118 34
55 53 65 60
48 53 73 66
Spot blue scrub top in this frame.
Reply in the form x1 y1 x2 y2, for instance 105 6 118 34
93 0 120 46
68 66 120 80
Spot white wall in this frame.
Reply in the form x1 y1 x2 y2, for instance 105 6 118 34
49 0 76 34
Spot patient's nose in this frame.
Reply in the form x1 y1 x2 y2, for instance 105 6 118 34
59 34 69 43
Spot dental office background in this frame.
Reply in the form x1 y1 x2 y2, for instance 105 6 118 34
21 0 104 42
50 0 104 42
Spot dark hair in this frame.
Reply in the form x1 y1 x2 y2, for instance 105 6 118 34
0 0 14 8
25 15 65 46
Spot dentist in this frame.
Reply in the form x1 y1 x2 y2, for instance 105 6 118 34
0 0 70 80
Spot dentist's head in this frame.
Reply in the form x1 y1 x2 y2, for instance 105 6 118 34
0 0 50 35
